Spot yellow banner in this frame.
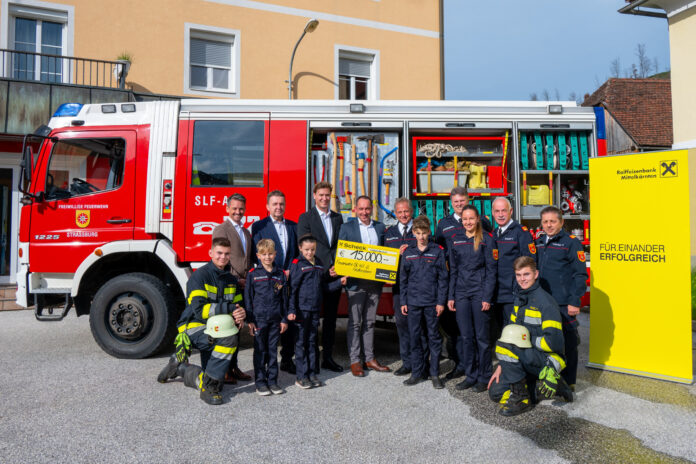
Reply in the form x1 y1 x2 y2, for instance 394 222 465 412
589 149 693 383
334 240 400 284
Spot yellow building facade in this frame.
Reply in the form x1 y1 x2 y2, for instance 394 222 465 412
0 0 443 100
621 1 696 148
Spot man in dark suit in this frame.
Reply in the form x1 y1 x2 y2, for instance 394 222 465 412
338 195 390 377
251 190 298 374
212 193 253 383
296 182 344 372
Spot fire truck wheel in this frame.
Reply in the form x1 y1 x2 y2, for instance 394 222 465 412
89 272 176 359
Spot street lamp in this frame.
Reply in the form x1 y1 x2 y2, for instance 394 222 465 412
288 18 319 99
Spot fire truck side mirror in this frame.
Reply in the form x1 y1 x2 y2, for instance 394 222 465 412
21 146 32 183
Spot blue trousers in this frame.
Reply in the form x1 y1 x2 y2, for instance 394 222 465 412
188 329 238 382
279 322 296 365
559 305 579 385
489 342 545 405
294 310 320 380
253 321 281 387
439 307 462 367
393 293 428 370
408 306 442 378
455 295 492 384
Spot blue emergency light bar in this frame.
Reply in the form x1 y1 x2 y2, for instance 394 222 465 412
52 103 83 117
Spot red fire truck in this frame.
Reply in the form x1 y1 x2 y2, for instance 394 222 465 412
17 99 597 358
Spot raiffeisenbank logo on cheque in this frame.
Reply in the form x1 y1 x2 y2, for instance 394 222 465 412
616 160 678 181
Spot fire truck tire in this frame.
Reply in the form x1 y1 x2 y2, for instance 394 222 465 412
89 272 176 359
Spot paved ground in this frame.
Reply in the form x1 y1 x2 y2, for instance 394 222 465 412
0 310 694 464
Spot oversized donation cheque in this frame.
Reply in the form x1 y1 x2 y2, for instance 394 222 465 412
334 240 401 284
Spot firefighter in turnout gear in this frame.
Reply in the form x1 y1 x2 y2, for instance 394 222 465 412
488 256 573 416
157 237 246 405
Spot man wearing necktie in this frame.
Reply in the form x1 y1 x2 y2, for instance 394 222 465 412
251 190 298 374
212 193 254 383
491 197 535 340
384 198 421 377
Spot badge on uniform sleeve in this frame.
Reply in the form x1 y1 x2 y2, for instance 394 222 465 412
528 243 536 254
492 249 498 260
577 251 586 262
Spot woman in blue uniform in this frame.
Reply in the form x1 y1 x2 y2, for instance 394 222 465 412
447 205 498 392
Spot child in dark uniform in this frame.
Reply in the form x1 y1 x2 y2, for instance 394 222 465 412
288 234 345 389
245 239 288 396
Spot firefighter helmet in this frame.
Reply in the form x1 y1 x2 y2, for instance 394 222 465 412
203 314 239 338
499 324 533 348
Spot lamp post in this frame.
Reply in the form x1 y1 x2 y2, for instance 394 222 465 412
288 18 319 99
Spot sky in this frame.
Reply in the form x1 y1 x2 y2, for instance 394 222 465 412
443 0 671 101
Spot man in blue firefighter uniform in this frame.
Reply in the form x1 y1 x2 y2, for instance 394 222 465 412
157 237 246 405
491 197 535 335
384 197 420 377
488 256 573 416
535 206 587 389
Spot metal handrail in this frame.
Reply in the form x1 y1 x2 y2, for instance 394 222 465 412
0 48 128 89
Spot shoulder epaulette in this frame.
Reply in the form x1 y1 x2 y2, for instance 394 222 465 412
488 232 494 237
248 267 255 273
292 258 299 264
570 235 576 239
521 226 528 231
438 245 444 250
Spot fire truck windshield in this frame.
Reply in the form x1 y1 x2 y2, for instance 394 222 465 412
43 137 125 200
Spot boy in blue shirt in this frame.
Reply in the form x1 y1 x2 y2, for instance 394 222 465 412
245 239 289 396
400 216 449 389
288 234 345 389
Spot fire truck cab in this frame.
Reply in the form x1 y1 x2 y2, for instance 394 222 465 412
17 99 597 359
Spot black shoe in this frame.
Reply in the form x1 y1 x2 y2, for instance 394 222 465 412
321 357 344 372
295 379 313 389
157 355 183 383
445 368 466 380
269 384 285 395
310 376 323 388
499 379 532 416
403 376 422 386
557 378 574 402
280 361 296 375
393 366 412 377
256 385 272 396
199 375 223 406
455 379 476 391
472 382 488 393
431 376 444 389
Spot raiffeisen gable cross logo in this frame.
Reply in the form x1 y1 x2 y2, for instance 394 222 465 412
660 160 678 178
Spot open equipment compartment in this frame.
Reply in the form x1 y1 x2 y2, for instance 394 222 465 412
407 121 512 232
309 121 403 226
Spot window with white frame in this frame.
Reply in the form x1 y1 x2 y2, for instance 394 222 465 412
7 4 69 83
338 50 375 100
186 26 239 95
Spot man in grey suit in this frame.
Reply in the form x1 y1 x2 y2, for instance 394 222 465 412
297 182 344 372
212 193 253 383
338 196 390 377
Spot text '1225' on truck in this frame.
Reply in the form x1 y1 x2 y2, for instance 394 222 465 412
17 100 598 358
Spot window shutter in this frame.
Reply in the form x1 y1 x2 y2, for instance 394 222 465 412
191 38 231 67
339 58 371 78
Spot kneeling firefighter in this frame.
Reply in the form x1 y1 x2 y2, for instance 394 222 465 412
488 256 573 416
158 314 239 405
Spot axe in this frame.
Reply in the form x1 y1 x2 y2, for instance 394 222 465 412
336 136 349 198
329 132 339 211
351 141 358 217
357 153 366 198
